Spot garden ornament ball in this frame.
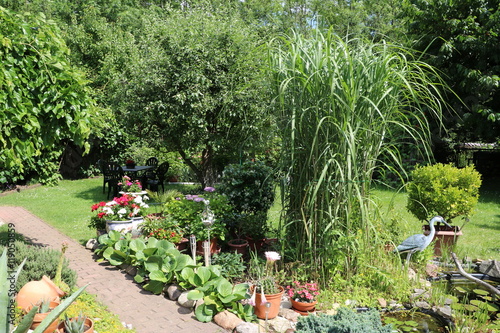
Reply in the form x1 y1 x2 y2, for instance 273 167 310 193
394 216 450 264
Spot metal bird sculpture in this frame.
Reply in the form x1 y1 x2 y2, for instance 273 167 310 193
394 216 451 264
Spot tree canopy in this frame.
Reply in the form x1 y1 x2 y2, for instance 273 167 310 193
0 7 95 184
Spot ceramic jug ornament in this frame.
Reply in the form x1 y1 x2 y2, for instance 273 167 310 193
16 275 66 310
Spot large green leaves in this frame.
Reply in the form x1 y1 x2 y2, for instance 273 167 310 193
0 7 95 184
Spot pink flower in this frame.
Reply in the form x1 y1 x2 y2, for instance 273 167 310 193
264 251 281 262
260 290 268 305
248 288 256 306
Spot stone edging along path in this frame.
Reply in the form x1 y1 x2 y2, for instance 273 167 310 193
0 206 225 333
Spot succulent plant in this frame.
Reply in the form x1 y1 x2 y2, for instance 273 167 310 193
62 313 87 333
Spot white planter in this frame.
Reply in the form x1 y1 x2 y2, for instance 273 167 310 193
105 219 134 234
131 217 144 237
119 191 148 197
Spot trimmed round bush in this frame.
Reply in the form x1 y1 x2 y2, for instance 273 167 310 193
406 163 482 223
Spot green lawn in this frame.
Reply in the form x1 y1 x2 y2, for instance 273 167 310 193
1 176 499 260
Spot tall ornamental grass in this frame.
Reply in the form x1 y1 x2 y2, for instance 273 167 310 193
268 31 445 285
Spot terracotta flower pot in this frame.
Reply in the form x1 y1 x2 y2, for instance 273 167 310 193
16 276 65 310
57 317 94 333
423 224 463 256
26 300 61 333
227 239 249 255
253 286 284 319
195 239 220 255
291 299 317 315
176 238 189 252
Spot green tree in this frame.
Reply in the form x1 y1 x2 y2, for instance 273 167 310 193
405 0 500 142
105 9 271 187
0 7 95 185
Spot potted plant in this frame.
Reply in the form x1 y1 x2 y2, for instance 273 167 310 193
125 159 135 169
118 175 145 195
57 313 94 333
90 194 149 237
406 163 482 255
24 299 61 333
248 251 283 319
285 281 320 315
163 188 232 254
219 161 275 251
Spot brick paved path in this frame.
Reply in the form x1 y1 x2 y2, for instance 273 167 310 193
0 206 227 333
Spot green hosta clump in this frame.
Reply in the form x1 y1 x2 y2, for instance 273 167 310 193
296 307 393 333
406 163 482 223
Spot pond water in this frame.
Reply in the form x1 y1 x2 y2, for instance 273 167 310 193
382 310 450 333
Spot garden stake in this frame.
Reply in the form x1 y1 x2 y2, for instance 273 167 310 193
189 234 196 264
203 241 210 266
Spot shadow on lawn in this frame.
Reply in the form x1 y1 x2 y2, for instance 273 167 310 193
478 176 500 204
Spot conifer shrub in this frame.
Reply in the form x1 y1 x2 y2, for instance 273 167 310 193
0 240 77 291
296 307 393 333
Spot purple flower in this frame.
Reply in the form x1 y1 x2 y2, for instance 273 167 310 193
194 197 204 202
185 195 193 200
204 186 215 192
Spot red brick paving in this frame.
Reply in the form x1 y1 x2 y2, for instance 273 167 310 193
0 206 227 333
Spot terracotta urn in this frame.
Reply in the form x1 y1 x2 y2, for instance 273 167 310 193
16 276 65 310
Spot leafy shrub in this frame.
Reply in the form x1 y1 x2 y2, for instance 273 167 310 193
0 241 77 292
296 307 393 333
219 161 275 214
163 191 232 240
406 163 482 223
211 252 246 282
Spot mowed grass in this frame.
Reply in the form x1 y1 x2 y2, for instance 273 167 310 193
372 177 500 260
0 176 499 260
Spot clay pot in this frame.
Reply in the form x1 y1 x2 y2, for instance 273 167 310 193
195 239 220 255
16 276 65 310
25 300 61 333
253 286 284 319
291 299 317 315
227 239 249 255
175 238 189 252
57 317 94 333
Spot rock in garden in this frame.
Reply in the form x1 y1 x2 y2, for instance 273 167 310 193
478 260 500 278
425 263 439 277
280 308 301 322
166 284 182 301
213 310 243 331
281 299 292 309
85 239 98 250
235 322 259 333
415 301 431 309
377 297 387 308
269 316 294 332
177 290 195 308
124 265 137 276
434 305 452 319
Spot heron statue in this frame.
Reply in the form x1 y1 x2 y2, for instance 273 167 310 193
394 216 451 265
